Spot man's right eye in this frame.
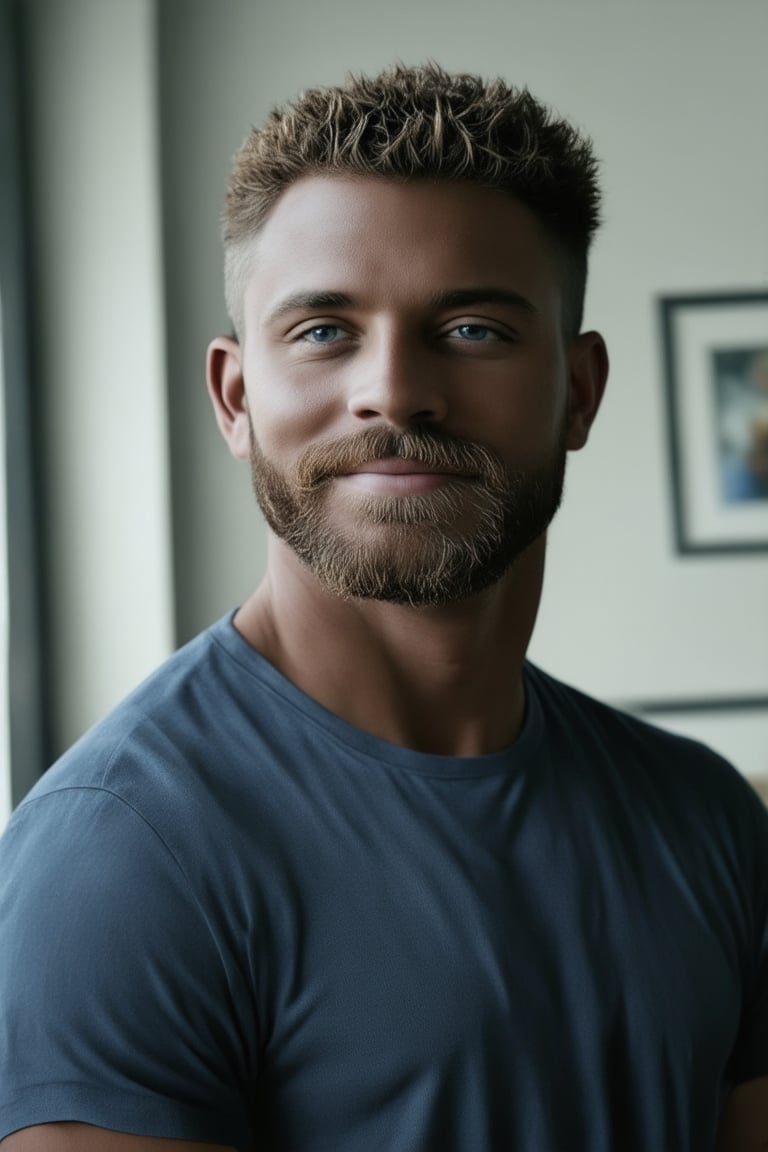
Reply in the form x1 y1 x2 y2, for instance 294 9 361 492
300 325 344 344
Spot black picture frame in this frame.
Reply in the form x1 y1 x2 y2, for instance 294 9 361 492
660 291 768 555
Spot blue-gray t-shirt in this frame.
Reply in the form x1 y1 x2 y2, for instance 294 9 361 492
1 613 767 1150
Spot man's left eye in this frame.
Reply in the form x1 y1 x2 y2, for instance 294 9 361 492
448 324 501 342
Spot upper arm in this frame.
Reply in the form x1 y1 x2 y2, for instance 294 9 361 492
0 1124 236 1150
717 1076 768 1152
0 791 255 1149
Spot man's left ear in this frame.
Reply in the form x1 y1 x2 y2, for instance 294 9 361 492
565 331 609 451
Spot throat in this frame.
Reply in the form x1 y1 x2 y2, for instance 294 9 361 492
233 556 538 758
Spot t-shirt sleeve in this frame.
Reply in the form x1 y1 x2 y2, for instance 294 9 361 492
727 784 768 1087
0 785 255 1149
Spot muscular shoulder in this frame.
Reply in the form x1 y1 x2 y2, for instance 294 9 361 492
528 660 752 783
17 615 283 841
525 661 768 857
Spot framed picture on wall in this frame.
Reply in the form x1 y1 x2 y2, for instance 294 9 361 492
660 291 768 554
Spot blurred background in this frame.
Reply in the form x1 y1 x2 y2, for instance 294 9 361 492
1 0 767 826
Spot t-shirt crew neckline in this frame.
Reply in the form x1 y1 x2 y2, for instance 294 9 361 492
211 609 545 780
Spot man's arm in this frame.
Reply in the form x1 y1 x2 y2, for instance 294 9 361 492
1 1124 236 1150
717 1076 768 1151
0 790 255 1151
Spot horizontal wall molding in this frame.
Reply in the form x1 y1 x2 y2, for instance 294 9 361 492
622 695 768 716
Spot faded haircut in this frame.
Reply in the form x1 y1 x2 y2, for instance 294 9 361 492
223 63 601 340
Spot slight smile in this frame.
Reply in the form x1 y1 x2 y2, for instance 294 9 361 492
335 459 477 495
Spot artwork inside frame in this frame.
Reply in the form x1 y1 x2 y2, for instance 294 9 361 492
659 291 768 554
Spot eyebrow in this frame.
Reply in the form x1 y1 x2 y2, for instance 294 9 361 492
428 288 538 316
264 286 539 327
265 291 354 326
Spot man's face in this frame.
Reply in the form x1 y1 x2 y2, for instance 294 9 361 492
219 176 600 605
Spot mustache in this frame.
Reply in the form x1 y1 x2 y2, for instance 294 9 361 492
295 427 507 492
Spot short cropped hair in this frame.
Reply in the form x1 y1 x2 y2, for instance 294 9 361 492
223 63 601 340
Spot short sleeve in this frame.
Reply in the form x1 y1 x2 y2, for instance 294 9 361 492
727 786 768 1087
0 786 254 1149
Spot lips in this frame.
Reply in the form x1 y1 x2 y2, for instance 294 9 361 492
339 458 473 477
332 457 478 496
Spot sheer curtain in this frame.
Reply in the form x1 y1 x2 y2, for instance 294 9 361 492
0 0 49 827
0 299 10 829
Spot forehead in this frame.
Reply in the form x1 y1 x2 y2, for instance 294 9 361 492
242 174 560 322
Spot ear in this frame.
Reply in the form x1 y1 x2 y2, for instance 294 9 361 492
206 335 251 461
564 330 609 451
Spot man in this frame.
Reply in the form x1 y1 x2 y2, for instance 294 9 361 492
1 64 766 1151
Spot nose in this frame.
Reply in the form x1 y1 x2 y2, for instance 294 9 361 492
346 327 448 427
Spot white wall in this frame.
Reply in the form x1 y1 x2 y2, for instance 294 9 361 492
25 0 174 753
157 0 768 774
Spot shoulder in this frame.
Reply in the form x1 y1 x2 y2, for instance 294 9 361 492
2 613 314 931
1 617 261 910
525 660 766 827
527 658 739 766
17 613 284 819
525 664 768 951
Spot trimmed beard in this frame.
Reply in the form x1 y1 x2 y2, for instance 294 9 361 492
249 423 566 607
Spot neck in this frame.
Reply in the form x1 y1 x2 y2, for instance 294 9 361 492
234 535 547 757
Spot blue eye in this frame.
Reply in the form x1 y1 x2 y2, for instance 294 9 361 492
304 325 342 343
453 324 497 341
